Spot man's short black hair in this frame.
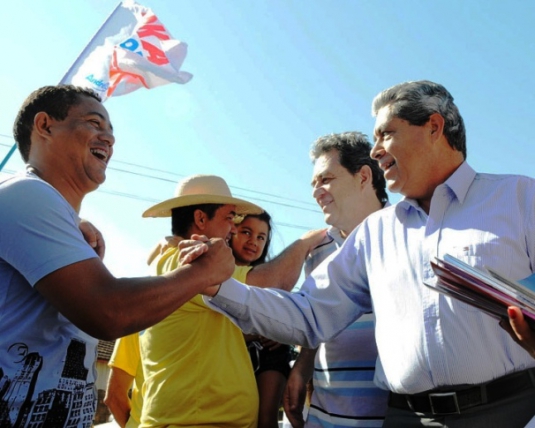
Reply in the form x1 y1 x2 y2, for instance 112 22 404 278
13 85 101 162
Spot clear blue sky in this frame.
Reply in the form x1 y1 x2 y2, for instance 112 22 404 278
1 0 534 277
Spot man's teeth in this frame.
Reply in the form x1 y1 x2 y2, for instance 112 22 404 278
90 148 107 161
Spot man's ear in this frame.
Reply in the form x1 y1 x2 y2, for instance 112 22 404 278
428 112 445 141
357 165 372 188
193 209 207 230
34 112 54 140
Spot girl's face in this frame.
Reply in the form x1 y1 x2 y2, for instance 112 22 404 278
231 217 269 266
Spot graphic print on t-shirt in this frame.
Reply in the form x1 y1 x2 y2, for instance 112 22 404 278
0 338 95 428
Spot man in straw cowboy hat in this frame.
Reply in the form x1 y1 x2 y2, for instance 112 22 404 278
0 85 234 428
106 174 325 428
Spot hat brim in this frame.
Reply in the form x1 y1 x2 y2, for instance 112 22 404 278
142 194 264 218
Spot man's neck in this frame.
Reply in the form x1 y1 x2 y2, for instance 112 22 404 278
338 197 384 238
26 164 85 212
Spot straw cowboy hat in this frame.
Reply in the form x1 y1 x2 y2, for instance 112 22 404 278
142 174 264 218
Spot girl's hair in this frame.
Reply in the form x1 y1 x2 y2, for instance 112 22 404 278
235 211 272 266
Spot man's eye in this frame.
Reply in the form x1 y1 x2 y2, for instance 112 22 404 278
322 177 332 184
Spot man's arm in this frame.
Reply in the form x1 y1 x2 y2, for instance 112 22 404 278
203 232 371 348
104 367 134 428
283 347 317 428
35 237 234 340
246 229 326 290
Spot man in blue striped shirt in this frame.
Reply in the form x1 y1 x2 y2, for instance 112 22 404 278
283 132 389 428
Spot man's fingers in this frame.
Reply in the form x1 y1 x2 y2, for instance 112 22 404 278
283 380 305 428
178 243 210 265
190 234 210 242
79 220 105 259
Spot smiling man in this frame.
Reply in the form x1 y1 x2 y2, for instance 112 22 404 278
0 86 235 428
284 132 389 428
202 80 535 428
111 174 323 428
138 175 263 428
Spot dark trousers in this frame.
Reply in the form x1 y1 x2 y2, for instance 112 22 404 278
383 387 535 428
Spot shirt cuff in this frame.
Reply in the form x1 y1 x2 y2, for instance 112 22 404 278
202 277 250 317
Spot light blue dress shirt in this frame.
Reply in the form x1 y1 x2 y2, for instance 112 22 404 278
206 162 535 394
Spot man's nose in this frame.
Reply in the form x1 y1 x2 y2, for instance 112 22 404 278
99 130 115 147
312 185 325 200
370 140 382 160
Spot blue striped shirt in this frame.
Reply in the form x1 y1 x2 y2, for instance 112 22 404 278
304 228 387 427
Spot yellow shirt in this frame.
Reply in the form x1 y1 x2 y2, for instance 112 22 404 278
139 248 258 427
109 333 143 428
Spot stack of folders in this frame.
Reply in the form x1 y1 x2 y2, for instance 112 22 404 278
426 254 535 329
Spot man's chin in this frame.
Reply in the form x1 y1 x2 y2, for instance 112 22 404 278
87 179 103 193
386 181 401 194
323 214 335 227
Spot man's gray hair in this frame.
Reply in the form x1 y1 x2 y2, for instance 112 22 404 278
371 80 466 159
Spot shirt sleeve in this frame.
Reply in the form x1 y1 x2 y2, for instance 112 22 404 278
205 229 372 348
0 178 98 285
109 334 141 376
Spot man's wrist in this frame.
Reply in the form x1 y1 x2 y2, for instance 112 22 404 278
204 283 222 298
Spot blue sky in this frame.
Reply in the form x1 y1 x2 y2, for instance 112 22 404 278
1 0 534 277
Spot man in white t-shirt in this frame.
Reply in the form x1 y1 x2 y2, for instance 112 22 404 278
0 85 234 427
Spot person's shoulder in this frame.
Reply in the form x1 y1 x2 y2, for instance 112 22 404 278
1 173 39 190
308 230 337 255
474 172 535 194
151 245 182 274
233 265 253 283
1 173 62 200
361 203 397 227
475 171 534 183
0 174 69 222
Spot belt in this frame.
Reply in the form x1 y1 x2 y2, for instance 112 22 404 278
388 368 535 415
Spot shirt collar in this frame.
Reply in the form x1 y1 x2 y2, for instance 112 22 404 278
442 161 476 204
327 226 346 245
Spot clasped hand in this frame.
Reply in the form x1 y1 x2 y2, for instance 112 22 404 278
178 234 234 296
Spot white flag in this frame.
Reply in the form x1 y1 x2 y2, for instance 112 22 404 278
63 0 192 102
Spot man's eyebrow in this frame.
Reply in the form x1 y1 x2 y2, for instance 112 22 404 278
311 173 322 186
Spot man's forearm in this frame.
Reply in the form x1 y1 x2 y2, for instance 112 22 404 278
36 239 234 340
104 368 133 428
291 347 318 382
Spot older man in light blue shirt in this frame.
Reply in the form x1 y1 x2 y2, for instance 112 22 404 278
201 80 535 428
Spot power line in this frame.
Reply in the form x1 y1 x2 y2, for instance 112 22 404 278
96 188 319 230
0 169 320 232
108 167 320 214
0 132 320 213
109 162 318 209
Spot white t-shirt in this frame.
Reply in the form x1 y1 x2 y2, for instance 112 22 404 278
0 172 99 428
